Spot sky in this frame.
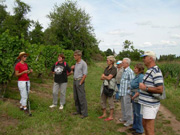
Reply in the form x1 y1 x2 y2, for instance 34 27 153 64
3 0 180 58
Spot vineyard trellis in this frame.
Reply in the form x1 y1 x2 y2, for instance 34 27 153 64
0 31 74 97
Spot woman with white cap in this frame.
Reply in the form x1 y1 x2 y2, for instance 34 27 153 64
15 52 33 111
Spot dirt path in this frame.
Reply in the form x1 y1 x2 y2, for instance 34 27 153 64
159 105 180 134
114 101 180 135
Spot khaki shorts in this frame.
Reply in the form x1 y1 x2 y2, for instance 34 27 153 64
101 92 114 109
141 104 160 119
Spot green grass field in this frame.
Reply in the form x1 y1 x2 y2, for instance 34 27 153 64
0 62 180 135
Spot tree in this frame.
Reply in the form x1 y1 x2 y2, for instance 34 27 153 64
45 0 99 61
29 21 44 44
117 40 144 61
104 48 113 56
0 0 31 39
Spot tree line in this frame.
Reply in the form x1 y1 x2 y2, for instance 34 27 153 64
0 0 101 62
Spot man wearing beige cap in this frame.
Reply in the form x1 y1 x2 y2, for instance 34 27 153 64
139 51 164 135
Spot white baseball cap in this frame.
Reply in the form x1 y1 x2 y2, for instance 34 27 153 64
116 60 122 64
141 51 156 58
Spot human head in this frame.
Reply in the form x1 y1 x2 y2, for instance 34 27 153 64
141 51 156 61
134 63 144 74
116 60 122 68
107 55 116 66
141 51 156 67
58 53 65 62
122 58 131 69
74 50 82 61
17 52 29 60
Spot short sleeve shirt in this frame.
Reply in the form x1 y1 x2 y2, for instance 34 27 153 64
15 62 29 81
52 62 71 83
104 65 117 78
74 59 88 79
138 65 164 106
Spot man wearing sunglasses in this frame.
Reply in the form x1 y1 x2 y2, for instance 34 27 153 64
139 51 164 135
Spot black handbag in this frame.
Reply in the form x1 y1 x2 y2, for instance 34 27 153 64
103 84 114 97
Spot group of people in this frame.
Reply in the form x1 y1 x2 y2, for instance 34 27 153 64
15 50 164 135
98 51 164 135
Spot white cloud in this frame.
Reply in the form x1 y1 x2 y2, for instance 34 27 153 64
135 21 152 26
171 34 180 39
158 40 177 46
108 29 133 37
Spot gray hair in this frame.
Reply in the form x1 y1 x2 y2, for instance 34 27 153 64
151 55 156 61
74 50 82 56
123 58 131 65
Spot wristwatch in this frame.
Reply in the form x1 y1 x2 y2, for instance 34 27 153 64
145 86 148 92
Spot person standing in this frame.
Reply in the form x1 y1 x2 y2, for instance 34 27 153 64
129 63 144 135
72 50 88 119
119 58 134 127
139 51 164 135
115 60 123 101
49 54 72 110
15 52 33 111
98 56 117 121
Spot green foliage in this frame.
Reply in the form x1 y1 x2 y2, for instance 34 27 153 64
117 40 144 61
45 0 100 61
0 31 74 83
104 48 113 56
0 30 24 83
0 0 31 39
29 21 44 44
159 54 180 61
158 63 180 78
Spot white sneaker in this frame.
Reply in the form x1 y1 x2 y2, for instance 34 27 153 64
124 122 132 127
59 105 64 110
49 104 57 108
119 118 126 122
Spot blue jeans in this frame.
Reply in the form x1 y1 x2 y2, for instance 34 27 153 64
115 84 120 100
132 101 144 133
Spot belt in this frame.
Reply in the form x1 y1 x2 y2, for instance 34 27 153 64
74 77 82 81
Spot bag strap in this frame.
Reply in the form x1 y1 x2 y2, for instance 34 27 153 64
143 69 153 83
55 61 66 67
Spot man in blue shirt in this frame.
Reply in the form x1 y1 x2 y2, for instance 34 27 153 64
119 58 135 127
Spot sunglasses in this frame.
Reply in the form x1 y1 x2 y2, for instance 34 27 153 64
23 55 27 58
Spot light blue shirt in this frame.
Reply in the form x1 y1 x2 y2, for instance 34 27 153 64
119 67 135 96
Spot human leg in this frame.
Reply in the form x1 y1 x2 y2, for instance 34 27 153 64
73 80 81 114
99 93 107 118
76 80 88 117
52 82 60 105
134 102 143 133
59 83 67 106
18 81 28 107
124 95 133 125
120 96 126 121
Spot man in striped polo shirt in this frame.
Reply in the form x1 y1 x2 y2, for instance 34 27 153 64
139 51 164 135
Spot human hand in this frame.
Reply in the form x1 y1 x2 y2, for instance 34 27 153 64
24 70 29 74
30 69 33 73
139 83 146 91
71 65 75 70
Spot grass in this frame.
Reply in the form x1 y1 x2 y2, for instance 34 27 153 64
0 61 180 135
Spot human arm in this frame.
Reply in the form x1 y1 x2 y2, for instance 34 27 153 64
101 74 113 80
79 74 86 85
15 70 29 77
139 83 163 94
132 92 140 100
